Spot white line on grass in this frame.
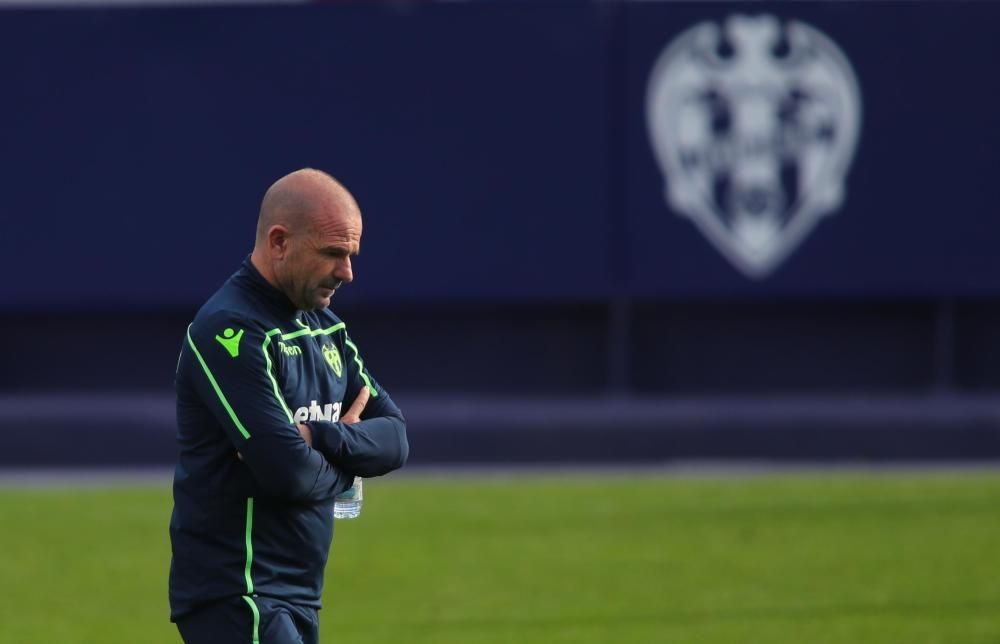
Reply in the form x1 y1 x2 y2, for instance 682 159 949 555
2 461 999 487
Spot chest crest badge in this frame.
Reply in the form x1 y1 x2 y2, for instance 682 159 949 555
323 343 343 378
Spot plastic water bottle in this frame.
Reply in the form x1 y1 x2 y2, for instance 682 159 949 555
334 476 363 519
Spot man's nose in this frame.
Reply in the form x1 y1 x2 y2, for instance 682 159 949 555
335 258 353 283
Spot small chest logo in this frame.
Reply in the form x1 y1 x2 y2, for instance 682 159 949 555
323 344 343 378
278 341 302 358
646 14 861 278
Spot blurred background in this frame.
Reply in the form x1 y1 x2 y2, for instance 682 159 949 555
2 0 1000 466
2 1 1000 642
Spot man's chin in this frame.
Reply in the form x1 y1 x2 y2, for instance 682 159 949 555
315 290 335 309
297 296 331 312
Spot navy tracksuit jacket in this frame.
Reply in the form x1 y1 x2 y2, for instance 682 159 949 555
169 258 408 624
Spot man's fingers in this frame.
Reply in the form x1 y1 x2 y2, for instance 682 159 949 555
297 423 313 446
342 386 370 424
346 386 370 417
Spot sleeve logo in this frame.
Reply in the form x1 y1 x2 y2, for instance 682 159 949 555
322 343 343 378
215 327 245 358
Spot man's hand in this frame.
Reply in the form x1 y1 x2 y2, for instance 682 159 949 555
341 386 369 424
292 387 368 451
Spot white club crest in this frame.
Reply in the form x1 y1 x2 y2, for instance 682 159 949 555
646 15 861 278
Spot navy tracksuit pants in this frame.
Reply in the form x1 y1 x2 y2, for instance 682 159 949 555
175 595 319 644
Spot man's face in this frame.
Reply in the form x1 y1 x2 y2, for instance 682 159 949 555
277 208 362 311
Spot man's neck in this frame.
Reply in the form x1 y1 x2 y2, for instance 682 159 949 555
249 249 281 290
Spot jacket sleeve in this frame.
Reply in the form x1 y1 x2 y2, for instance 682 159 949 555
307 330 409 477
184 310 352 501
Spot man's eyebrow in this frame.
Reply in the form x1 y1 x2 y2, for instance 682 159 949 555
320 244 360 256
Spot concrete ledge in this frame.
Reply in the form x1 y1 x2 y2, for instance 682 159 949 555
3 393 1000 466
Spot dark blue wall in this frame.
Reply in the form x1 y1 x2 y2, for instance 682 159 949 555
1 2 998 312
1 1 998 400
0 3 611 309
3 1 1000 464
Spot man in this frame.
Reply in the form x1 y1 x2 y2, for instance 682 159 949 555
169 168 408 643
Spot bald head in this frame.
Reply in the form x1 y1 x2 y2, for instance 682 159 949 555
255 168 360 246
250 168 363 310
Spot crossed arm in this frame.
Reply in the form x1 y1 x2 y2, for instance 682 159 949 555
239 386 409 481
186 312 407 502
301 385 409 478
296 386 368 447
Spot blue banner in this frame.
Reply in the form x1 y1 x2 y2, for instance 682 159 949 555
0 2 997 310
626 2 1000 296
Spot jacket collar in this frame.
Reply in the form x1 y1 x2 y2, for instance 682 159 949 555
235 256 299 317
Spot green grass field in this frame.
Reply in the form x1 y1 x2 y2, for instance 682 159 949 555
1 472 999 643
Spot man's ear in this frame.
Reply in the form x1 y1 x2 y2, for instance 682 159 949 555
267 225 290 259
